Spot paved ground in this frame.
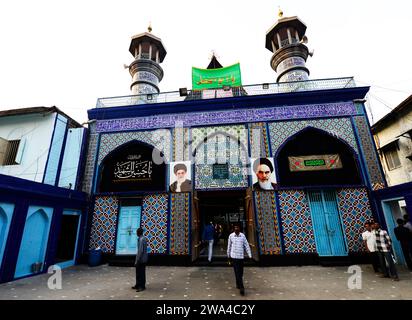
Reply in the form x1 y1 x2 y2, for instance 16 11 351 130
1 264 412 300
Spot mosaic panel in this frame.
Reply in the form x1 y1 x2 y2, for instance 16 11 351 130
89 196 119 253
98 130 172 165
254 191 282 254
142 194 169 254
169 193 190 255
353 116 385 190
278 190 317 253
268 118 359 157
249 123 269 158
192 125 249 189
173 127 190 161
82 133 98 194
337 188 374 252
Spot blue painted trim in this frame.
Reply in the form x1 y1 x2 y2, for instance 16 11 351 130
75 128 88 191
264 122 272 158
55 209 82 269
42 113 58 184
246 124 253 188
54 118 69 187
333 190 349 255
88 87 370 121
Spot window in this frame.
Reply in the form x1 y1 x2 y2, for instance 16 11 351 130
0 138 24 166
384 146 401 170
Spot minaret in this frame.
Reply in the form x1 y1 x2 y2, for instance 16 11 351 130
128 24 167 95
265 9 312 83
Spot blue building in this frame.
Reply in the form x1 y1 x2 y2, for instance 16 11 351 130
0 106 88 283
83 13 387 266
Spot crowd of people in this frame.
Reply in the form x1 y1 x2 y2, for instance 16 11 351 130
362 214 412 282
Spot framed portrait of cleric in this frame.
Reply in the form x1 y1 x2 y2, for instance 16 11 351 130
250 158 277 191
169 161 193 193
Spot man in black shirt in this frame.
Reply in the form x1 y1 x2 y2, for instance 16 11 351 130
394 219 412 270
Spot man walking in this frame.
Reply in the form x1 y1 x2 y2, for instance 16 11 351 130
394 218 412 270
132 227 148 292
373 222 399 281
361 221 380 272
202 221 215 263
227 224 252 296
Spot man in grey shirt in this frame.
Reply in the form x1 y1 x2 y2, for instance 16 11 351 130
132 227 148 292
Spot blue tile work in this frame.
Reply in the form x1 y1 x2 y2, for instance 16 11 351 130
268 118 359 157
249 123 269 158
278 190 317 253
353 116 385 190
337 188 373 252
142 194 169 254
254 191 282 254
192 125 249 189
82 132 99 194
97 130 172 165
169 193 190 255
88 196 119 253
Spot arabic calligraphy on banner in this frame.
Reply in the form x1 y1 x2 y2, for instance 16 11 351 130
192 63 242 90
114 160 152 180
288 154 343 172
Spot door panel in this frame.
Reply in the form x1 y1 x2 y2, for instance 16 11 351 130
322 191 347 256
307 190 347 257
308 191 332 256
0 203 14 267
15 207 53 278
116 206 141 255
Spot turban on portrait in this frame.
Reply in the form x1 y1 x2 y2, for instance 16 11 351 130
253 158 274 173
174 163 187 174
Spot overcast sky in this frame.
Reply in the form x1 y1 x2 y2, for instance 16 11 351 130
0 0 411 124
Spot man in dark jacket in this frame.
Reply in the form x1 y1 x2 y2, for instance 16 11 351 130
394 219 412 270
132 227 148 292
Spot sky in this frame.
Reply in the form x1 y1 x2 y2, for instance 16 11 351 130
0 0 411 125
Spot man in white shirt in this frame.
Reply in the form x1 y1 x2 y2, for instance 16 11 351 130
403 214 412 233
361 221 380 273
227 224 252 296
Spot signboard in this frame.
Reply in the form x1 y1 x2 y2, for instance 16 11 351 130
288 154 343 172
213 164 229 179
192 63 242 90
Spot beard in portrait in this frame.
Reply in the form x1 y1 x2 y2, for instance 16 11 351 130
169 162 192 192
252 158 277 191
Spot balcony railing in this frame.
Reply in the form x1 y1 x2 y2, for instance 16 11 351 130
96 77 356 108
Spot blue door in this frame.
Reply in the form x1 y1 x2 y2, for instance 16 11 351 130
15 206 53 278
116 206 141 255
307 190 347 257
0 203 14 268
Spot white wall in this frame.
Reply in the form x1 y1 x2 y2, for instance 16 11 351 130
374 108 412 186
0 113 56 182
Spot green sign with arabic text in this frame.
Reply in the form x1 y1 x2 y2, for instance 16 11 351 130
192 63 242 90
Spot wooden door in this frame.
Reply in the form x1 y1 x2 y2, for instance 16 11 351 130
245 188 259 261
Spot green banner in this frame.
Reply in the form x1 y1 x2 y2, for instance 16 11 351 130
192 63 242 90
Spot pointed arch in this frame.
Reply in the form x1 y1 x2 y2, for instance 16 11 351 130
98 139 167 193
275 126 363 187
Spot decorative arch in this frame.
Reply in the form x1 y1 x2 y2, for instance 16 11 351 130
15 206 53 278
98 131 171 165
275 126 363 187
98 140 167 193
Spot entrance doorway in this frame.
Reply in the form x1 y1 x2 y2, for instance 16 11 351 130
55 210 81 268
198 190 247 260
115 198 142 255
307 190 348 257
